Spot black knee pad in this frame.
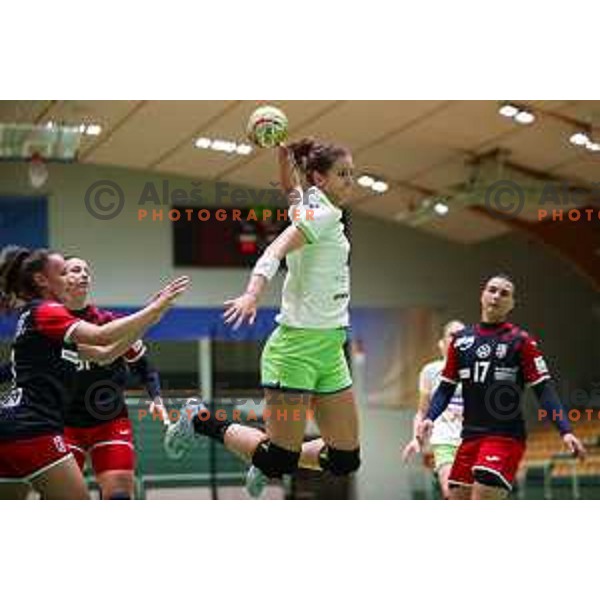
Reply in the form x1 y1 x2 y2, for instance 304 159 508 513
252 441 300 479
473 467 511 492
319 446 361 476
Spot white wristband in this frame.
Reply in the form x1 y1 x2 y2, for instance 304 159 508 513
252 254 280 280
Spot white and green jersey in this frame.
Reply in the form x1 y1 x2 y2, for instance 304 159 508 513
276 186 350 329
419 359 463 446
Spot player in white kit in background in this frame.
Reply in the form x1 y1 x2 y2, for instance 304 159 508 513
402 320 465 499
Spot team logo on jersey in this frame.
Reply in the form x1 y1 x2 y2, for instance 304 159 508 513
455 336 475 351
495 344 508 359
53 435 67 454
0 388 23 409
476 344 492 359
534 356 549 374
307 190 322 208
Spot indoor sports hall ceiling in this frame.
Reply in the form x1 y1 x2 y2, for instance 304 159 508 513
1 100 599 244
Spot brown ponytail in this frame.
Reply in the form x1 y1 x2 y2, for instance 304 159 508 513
289 137 349 186
0 246 54 312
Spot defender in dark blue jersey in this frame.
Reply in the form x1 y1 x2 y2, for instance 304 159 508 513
0 246 188 499
418 274 585 500
62 257 165 499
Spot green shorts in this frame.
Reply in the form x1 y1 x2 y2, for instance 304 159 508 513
261 325 352 395
431 444 458 472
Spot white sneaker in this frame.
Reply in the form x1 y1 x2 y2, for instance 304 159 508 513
164 398 205 460
245 465 270 499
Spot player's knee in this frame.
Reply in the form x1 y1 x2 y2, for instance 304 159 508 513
319 446 361 476
448 484 471 500
252 441 300 479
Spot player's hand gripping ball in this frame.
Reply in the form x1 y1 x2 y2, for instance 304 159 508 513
247 106 288 148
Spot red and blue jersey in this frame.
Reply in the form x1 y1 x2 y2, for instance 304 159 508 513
65 305 145 428
0 300 82 440
441 321 551 440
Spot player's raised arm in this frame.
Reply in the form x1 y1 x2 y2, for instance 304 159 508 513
277 144 302 200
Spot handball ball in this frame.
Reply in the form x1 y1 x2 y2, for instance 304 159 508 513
247 105 288 148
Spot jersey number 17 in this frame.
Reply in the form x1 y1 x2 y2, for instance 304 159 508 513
473 361 490 383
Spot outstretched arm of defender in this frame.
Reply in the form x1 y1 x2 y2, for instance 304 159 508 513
70 277 189 348
77 339 133 365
